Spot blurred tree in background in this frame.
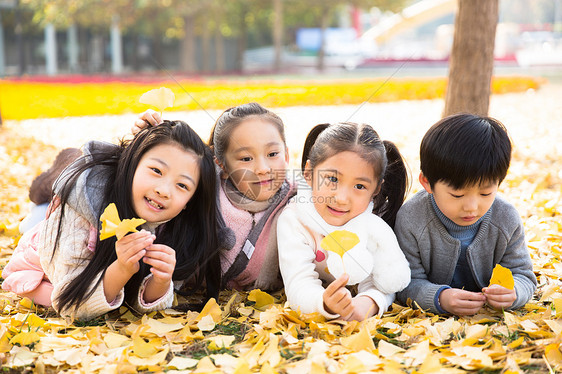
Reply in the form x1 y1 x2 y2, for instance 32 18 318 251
444 0 498 116
2 0 410 75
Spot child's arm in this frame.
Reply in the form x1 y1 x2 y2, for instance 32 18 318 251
481 285 516 309
484 214 536 310
395 224 487 315
438 288 486 315
393 210 464 314
132 109 161 135
350 215 410 318
141 243 176 303
396 229 487 315
322 274 354 318
277 208 339 319
38 205 127 320
103 230 155 302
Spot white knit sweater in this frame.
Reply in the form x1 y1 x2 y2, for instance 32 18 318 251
277 188 410 319
37 204 174 321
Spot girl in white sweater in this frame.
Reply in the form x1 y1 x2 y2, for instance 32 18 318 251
3 121 220 321
277 122 411 321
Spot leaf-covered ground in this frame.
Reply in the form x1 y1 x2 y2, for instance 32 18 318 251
0 83 561 373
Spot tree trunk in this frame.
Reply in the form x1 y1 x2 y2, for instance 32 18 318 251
316 7 329 72
0 10 5 77
45 23 57 76
152 35 163 68
202 20 211 72
90 34 104 72
443 0 498 117
67 24 79 73
15 0 25 75
131 33 140 71
110 15 123 74
235 4 248 72
273 0 283 72
180 14 197 73
215 27 225 73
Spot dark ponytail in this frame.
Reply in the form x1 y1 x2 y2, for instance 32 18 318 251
301 123 330 171
373 140 410 228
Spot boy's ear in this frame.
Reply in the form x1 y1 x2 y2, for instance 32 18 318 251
419 172 433 194
215 157 229 180
303 160 313 187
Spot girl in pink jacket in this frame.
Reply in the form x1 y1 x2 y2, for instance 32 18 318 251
3 121 220 321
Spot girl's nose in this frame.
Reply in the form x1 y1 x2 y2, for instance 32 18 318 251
155 183 170 198
334 186 350 205
254 157 271 175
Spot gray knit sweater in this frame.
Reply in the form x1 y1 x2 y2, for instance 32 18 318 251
395 190 537 313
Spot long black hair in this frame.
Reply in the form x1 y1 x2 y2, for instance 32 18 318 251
51 120 220 315
301 122 410 228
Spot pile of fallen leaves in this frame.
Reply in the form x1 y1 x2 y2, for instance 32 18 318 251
0 96 561 374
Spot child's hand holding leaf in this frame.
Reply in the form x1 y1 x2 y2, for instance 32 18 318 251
483 264 517 310
114 230 155 276
323 273 353 318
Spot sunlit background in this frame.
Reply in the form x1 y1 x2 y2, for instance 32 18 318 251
0 2 562 371
0 0 561 77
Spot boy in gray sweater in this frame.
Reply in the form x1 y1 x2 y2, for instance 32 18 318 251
395 113 536 316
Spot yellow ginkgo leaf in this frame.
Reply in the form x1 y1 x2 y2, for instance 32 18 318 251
139 87 175 112
10 331 41 347
340 326 375 352
196 314 216 332
320 230 360 258
489 264 514 290
99 203 146 241
197 297 222 323
248 289 275 310
132 334 159 358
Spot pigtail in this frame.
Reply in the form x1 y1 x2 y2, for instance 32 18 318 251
301 123 330 171
208 127 216 148
372 140 410 228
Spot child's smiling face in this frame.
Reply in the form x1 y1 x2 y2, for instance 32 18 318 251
305 151 379 226
132 143 200 223
220 118 289 202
